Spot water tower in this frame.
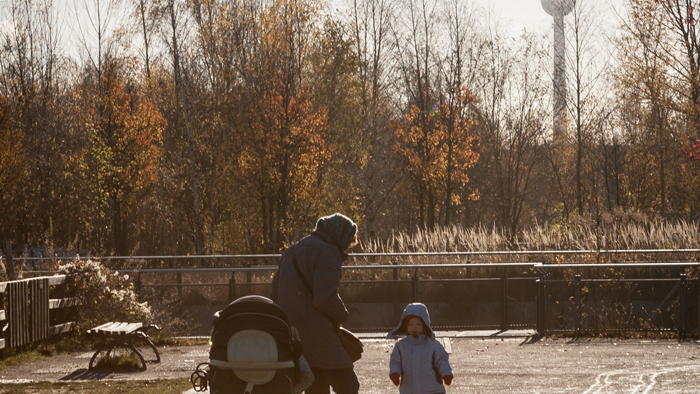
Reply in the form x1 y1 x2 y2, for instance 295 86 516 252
542 0 575 139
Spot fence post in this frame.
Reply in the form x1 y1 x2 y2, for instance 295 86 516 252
536 278 542 335
177 271 183 298
680 273 687 340
228 273 236 303
501 270 508 331
392 260 399 319
135 273 142 293
575 274 581 334
412 269 419 302
54 277 66 328
3 239 15 280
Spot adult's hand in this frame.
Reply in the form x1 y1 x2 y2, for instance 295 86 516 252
443 375 453 386
390 373 400 386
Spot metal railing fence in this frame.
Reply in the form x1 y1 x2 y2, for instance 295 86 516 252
13 251 700 337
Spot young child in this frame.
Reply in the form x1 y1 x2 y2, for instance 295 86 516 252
387 303 453 394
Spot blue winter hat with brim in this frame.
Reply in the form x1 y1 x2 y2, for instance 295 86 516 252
315 213 357 251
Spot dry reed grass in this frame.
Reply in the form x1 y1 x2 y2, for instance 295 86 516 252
361 219 700 254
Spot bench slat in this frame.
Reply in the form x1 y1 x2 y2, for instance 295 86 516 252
88 322 143 335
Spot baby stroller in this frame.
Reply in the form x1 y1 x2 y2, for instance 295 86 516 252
191 295 312 394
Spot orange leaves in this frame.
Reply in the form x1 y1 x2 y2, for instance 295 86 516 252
79 74 166 207
239 74 330 205
392 86 480 225
393 88 480 190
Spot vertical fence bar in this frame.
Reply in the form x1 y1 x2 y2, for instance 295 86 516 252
177 271 183 298
392 261 399 319
536 278 542 335
412 269 419 302
246 263 252 297
135 273 142 293
501 270 508 331
543 272 549 336
680 273 687 339
228 273 236 303
575 275 581 334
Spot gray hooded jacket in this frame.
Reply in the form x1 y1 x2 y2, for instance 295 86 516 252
270 230 352 369
387 303 452 394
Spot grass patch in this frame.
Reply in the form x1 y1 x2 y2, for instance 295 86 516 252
0 378 191 393
93 352 144 369
0 335 90 371
0 334 207 372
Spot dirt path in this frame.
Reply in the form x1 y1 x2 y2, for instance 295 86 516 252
2 336 699 393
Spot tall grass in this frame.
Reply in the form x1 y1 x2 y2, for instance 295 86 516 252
360 219 700 253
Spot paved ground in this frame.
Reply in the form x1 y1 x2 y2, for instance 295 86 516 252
1 331 698 393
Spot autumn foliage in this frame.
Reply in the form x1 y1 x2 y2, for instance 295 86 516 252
236 75 330 250
393 85 480 227
6 0 700 257
78 71 166 255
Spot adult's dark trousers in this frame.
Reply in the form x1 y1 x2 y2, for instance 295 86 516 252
305 367 359 394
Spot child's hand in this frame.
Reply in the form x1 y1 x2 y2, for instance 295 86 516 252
443 375 453 386
390 373 400 386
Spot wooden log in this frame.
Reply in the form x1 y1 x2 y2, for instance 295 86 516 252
49 297 82 309
49 322 76 336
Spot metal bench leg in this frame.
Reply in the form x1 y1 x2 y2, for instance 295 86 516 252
130 331 161 363
90 341 147 370
126 342 147 370
89 344 112 369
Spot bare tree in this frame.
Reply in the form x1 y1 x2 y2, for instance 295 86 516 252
565 0 615 216
161 0 203 254
475 31 550 239
349 0 399 238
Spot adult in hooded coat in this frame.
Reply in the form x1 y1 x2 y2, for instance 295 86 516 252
270 213 360 394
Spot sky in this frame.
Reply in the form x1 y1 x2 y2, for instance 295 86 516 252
328 0 626 40
486 0 557 36
492 0 626 37
0 0 627 67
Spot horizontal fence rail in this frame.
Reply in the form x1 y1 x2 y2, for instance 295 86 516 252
15 248 700 262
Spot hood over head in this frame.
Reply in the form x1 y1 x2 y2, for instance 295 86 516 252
387 303 434 339
314 213 357 251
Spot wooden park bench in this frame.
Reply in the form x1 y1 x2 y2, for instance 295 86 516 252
87 322 161 370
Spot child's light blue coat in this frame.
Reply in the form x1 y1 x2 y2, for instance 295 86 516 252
387 303 453 394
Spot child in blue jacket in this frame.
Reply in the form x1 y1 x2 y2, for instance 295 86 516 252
387 303 453 394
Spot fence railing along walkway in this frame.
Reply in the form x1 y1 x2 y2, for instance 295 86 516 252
0 275 81 353
13 250 700 337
